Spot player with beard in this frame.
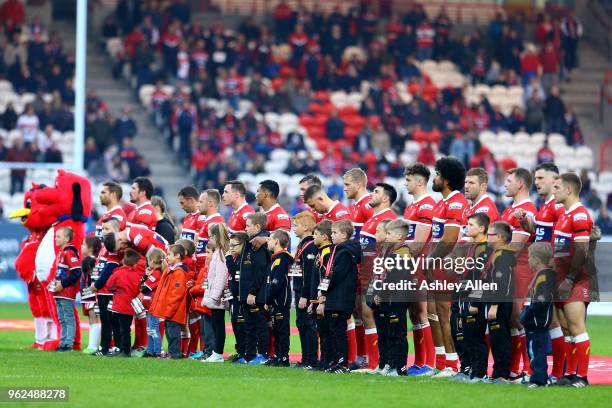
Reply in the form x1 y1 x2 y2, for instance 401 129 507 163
177 186 200 242
96 182 127 238
127 177 157 230
195 189 225 273
463 168 500 235
299 174 324 223
343 168 374 370
426 157 468 377
355 183 397 370
402 163 437 375
223 181 255 234
501 168 537 382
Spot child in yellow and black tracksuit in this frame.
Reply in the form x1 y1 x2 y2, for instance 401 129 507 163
317 220 361 374
264 230 293 367
312 220 333 370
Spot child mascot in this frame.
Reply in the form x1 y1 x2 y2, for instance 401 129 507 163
9 170 92 351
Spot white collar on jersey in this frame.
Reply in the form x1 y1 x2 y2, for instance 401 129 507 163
106 205 123 213
545 194 556 204
355 194 369 205
326 201 340 215
372 207 394 218
411 192 432 204
470 194 490 208
234 202 248 213
565 201 583 214
136 201 152 209
512 198 531 208
265 203 280 214
206 212 221 219
443 190 461 202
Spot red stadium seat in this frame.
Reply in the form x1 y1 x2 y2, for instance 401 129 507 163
314 91 330 101
299 114 314 127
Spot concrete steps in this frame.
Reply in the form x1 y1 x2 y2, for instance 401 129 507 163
85 43 187 214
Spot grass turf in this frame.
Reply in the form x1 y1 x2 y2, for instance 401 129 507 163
0 302 610 407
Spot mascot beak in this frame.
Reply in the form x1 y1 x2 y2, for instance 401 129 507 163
8 208 31 223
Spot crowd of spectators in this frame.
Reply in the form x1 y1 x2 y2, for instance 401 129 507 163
103 0 587 201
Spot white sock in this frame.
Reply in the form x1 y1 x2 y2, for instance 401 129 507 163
88 323 101 350
34 317 46 344
47 319 58 341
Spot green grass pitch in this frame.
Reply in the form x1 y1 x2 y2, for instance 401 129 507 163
0 302 610 407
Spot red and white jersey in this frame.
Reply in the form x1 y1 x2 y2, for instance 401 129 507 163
467 194 500 221
553 202 592 263
196 212 225 262
127 201 157 231
180 211 200 242
323 201 351 222
431 191 468 243
264 203 291 231
95 205 127 239
461 194 500 241
349 194 374 240
95 246 124 296
534 195 564 243
360 208 397 257
127 225 168 256
308 207 324 224
228 202 254 234
53 246 81 300
501 198 537 240
403 194 436 243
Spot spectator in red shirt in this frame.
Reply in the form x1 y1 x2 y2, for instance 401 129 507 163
539 41 559 92
416 142 436 166
7 137 34 195
0 0 25 25
520 44 541 85
273 0 293 42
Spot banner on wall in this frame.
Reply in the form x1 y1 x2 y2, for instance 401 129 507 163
0 220 29 282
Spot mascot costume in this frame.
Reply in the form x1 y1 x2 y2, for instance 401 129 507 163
9 170 92 350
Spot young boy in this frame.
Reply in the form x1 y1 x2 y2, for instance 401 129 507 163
240 213 271 364
458 213 490 382
485 221 516 383
367 219 391 374
292 211 319 368
150 244 189 359
378 219 411 376
264 229 293 366
226 232 249 363
140 247 166 357
107 249 144 357
521 243 555 387
317 220 362 374
51 227 82 352
312 220 334 370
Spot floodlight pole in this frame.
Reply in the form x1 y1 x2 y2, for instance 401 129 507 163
74 0 87 172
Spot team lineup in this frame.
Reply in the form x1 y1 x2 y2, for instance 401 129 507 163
19 157 596 388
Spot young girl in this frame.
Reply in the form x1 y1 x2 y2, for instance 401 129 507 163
141 247 166 358
188 244 215 360
201 223 230 362
81 236 102 354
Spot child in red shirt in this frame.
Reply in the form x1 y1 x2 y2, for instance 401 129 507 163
107 249 144 357
177 238 199 357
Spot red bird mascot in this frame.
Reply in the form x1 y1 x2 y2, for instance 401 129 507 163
9 170 92 350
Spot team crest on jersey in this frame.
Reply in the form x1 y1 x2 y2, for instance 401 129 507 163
420 203 433 210
278 214 289 220
139 209 153 216
476 207 489 213
337 210 349 217
573 213 587 221
148 276 156 282
449 202 463 210
242 212 252 220
272 258 281 268
115 215 124 221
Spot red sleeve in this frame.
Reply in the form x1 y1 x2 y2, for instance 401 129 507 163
271 214 291 231
572 211 592 240
417 202 434 225
445 201 465 227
